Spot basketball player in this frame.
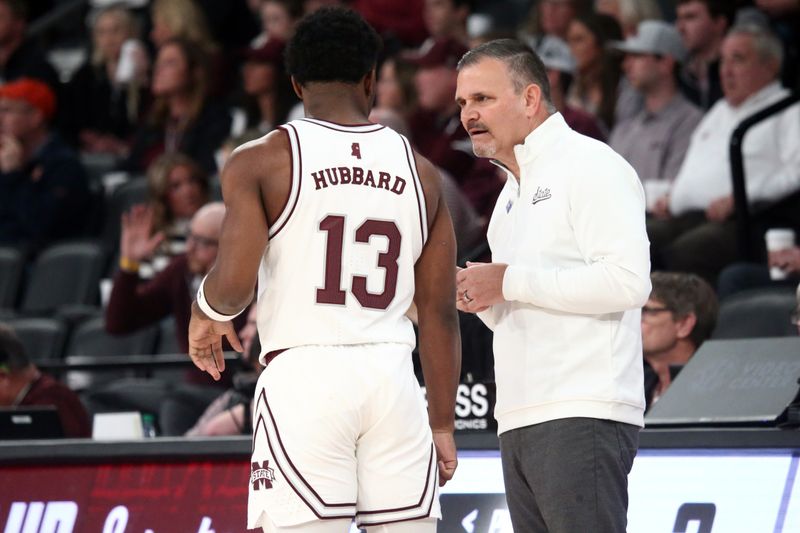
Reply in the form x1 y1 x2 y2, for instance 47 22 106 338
187 8 461 533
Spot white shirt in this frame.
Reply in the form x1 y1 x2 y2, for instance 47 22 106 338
670 82 800 215
478 113 650 435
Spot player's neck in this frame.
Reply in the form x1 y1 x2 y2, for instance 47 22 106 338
302 88 371 125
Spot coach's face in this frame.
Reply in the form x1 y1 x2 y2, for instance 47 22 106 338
456 58 535 167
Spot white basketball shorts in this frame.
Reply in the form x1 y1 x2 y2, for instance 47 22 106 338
247 343 441 530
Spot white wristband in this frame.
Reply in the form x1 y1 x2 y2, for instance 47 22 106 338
196 275 245 322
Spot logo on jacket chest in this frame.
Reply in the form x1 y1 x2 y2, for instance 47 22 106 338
531 186 552 205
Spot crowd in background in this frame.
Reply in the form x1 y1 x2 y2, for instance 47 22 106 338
0 0 799 438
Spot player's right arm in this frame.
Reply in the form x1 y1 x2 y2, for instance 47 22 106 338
188 130 291 379
413 153 461 486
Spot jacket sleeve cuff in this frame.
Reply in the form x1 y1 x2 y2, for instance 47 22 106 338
502 264 534 303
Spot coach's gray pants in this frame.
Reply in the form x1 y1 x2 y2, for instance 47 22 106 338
499 417 639 533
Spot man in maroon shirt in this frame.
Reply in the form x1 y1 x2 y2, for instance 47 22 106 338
0 325 91 438
105 201 247 364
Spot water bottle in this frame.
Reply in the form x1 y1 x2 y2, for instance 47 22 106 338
141 413 157 438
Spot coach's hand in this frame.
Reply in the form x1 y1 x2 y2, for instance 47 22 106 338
188 301 244 381
456 261 507 313
432 430 458 487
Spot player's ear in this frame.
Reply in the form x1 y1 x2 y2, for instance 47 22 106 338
290 76 304 100
364 68 377 100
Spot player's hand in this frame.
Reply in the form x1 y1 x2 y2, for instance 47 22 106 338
456 261 506 313
188 301 244 381
432 430 457 487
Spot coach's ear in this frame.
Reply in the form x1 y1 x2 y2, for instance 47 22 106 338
290 76 304 100
523 82 542 119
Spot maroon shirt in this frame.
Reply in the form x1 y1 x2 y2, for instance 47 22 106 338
105 254 246 387
21 374 91 438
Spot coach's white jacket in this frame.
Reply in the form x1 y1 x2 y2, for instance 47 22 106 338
477 113 650 435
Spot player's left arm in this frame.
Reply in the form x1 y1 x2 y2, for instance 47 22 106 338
188 135 280 380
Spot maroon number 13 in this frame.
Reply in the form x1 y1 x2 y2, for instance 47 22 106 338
316 215 401 310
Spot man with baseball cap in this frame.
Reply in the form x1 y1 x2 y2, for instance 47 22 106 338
609 20 703 216
0 78 90 251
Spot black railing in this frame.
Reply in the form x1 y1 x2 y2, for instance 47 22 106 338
729 93 800 261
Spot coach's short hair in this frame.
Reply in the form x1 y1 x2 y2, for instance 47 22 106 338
285 7 382 85
457 39 555 113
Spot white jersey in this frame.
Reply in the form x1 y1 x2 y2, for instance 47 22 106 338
256 118 428 361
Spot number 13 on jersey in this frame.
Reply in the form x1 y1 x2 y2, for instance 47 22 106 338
316 215 402 311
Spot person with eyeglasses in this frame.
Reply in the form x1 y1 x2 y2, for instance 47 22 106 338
106 201 245 366
93 202 250 435
642 271 718 409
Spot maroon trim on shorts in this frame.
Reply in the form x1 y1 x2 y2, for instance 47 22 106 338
254 388 357 514
270 125 302 239
354 443 435 524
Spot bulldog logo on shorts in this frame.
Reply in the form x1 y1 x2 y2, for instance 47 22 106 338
251 460 276 490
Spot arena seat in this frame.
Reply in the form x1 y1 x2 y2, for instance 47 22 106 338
0 247 23 310
6 317 69 362
66 316 159 358
20 241 106 314
101 176 149 255
711 287 798 339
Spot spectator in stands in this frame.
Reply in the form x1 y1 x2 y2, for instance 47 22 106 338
0 325 91 438
239 39 297 134
149 0 217 54
375 55 417 119
351 0 427 46
609 20 702 213
717 233 800 300
675 0 734 109
642 272 718 409
65 4 149 158
650 24 800 284
423 0 472 46
252 0 302 48
0 0 58 88
134 153 209 276
566 12 640 132
521 0 593 52
0 78 90 252
106 201 246 365
149 0 232 98
595 0 663 37
124 38 232 174
538 35 606 141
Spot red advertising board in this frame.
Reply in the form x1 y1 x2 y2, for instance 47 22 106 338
2 461 253 532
